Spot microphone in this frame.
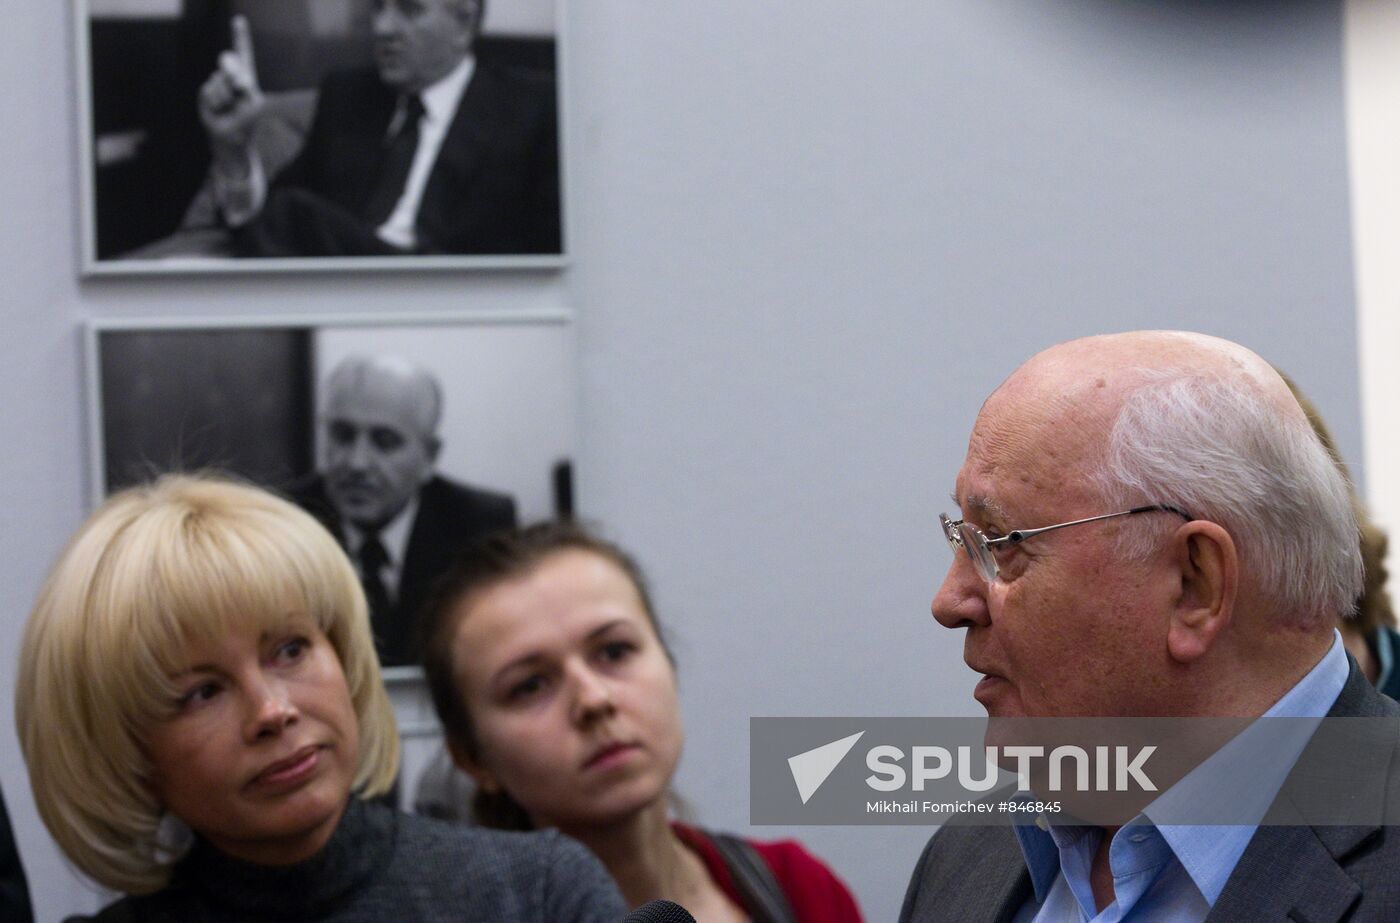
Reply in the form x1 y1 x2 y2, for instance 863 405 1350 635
621 899 697 923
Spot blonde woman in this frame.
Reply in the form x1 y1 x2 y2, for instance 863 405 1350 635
16 475 624 922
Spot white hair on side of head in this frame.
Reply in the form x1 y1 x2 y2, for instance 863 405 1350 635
1093 368 1362 628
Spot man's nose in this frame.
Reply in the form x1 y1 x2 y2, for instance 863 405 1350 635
346 434 374 469
931 551 991 630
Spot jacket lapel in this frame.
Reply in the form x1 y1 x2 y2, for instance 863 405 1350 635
1208 824 1364 922
927 847 1030 923
420 66 496 224
1207 664 1398 922
397 483 437 608
906 826 1032 923
980 863 1035 923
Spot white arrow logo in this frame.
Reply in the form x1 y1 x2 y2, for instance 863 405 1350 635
787 731 865 804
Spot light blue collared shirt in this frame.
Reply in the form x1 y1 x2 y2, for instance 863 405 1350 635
1011 631 1350 922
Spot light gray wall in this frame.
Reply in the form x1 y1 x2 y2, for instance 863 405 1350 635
1 2 1359 921
567 3 1359 921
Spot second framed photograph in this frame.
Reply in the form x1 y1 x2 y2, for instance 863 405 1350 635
78 0 565 274
88 313 577 678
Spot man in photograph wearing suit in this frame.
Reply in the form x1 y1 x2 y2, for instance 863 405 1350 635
901 331 1400 922
295 354 517 666
198 0 560 256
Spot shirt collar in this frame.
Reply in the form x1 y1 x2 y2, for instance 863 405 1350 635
344 491 421 572
419 54 475 125
1013 630 1349 906
1150 629 1348 904
1014 817 1075 900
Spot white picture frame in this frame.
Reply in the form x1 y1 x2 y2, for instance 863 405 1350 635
85 309 578 682
75 0 569 275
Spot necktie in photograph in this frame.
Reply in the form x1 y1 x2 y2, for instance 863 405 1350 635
357 533 393 632
363 94 426 226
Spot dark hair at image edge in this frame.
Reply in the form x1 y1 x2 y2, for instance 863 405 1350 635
417 519 672 830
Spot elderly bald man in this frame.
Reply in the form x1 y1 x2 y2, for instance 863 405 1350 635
294 354 516 666
900 332 1400 923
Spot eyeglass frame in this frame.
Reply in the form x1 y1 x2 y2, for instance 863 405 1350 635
940 504 1194 583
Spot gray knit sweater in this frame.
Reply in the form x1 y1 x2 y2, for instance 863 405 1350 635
71 799 627 922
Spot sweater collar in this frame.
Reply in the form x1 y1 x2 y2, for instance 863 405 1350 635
175 798 394 917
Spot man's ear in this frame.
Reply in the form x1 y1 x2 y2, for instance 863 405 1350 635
1166 521 1238 664
470 0 485 40
423 435 443 471
451 0 482 52
448 739 501 795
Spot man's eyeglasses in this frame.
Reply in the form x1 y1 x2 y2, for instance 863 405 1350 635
940 505 1193 583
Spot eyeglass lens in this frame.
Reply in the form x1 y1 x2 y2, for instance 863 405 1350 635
956 522 998 581
942 515 999 582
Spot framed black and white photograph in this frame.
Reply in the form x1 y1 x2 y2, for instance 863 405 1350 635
87 312 577 680
78 0 565 274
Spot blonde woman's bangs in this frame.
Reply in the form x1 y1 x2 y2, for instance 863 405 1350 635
81 486 358 726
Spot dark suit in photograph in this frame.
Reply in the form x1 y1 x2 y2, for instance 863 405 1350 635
241 63 560 257
294 475 517 666
898 663 1400 923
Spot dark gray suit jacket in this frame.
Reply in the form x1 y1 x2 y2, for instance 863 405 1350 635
898 663 1400 923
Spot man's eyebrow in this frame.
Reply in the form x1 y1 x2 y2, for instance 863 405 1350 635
958 493 1008 520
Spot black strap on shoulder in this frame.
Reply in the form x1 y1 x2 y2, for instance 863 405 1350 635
709 833 798 923
0 788 32 923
